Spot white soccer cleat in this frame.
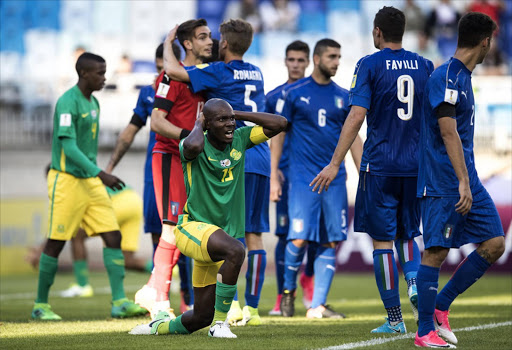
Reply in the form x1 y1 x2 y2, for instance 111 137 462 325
59 284 93 298
129 323 153 335
208 321 237 338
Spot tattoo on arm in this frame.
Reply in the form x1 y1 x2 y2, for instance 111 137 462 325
109 139 131 169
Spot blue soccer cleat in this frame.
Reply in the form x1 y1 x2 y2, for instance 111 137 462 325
371 317 407 334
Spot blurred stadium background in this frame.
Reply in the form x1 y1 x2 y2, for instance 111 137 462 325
1 0 511 279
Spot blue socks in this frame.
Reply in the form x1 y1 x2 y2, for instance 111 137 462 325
373 249 402 321
311 246 336 308
417 264 440 336
283 242 306 291
395 239 420 286
436 250 491 311
304 242 317 277
245 250 266 308
275 236 286 295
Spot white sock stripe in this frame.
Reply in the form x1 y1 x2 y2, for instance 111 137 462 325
403 241 409 262
319 321 512 350
251 254 259 295
286 245 304 257
318 254 337 260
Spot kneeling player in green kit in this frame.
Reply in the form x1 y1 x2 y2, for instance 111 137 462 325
130 98 287 337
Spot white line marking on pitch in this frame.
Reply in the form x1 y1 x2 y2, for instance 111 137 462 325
320 321 512 350
0 285 141 301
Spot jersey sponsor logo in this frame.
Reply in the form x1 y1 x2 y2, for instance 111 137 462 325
91 110 97 119
208 156 218 162
60 113 72 126
461 91 467 99
196 63 209 69
300 96 311 105
81 112 89 118
156 82 170 98
275 98 285 114
170 201 179 216
229 149 241 161
444 88 458 105
220 159 231 167
292 218 304 233
351 75 357 89
335 96 343 109
222 300 231 305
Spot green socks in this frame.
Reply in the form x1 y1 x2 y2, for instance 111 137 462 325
103 248 126 301
36 253 58 303
212 281 237 325
73 260 89 287
157 315 190 335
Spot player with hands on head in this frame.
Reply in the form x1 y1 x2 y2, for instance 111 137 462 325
129 98 287 338
414 12 505 348
311 6 434 333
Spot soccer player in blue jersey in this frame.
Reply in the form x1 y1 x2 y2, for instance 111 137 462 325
104 43 194 315
163 19 269 326
273 38 363 319
311 7 434 333
414 13 505 348
267 40 317 315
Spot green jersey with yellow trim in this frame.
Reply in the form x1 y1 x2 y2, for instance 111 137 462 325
51 85 100 178
179 126 269 239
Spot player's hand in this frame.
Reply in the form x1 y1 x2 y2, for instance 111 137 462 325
98 170 125 191
165 24 179 43
270 174 282 202
196 112 206 130
455 181 472 215
310 163 339 194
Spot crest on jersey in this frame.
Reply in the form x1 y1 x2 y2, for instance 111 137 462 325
443 224 454 239
351 75 357 88
292 219 304 233
230 149 242 161
170 201 179 216
220 159 231 167
335 96 343 109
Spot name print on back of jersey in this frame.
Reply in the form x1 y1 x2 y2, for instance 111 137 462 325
386 60 419 70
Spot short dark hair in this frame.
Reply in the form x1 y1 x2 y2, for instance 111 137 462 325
220 19 253 56
313 39 340 57
155 43 164 59
177 18 208 50
75 52 105 76
457 12 497 48
374 6 406 43
286 40 310 58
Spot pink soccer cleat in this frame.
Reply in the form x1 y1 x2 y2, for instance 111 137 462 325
434 309 458 344
415 330 456 348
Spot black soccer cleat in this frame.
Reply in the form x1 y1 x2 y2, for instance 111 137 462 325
280 289 296 317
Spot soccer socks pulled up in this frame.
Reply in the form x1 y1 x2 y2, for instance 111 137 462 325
311 246 336 309
436 250 491 311
395 239 420 284
283 242 306 291
148 237 175 301
73 259 89 287
158 314 190 335
417 264 440 337
36 253 58 303
373 249 402 322
213 282 237 325
275 236 286 295
245 250 266 308
304 242 317 277
103 247 126 301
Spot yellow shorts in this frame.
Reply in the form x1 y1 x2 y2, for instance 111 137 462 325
112 189 143 252
47 169 119 240
174 218 223 288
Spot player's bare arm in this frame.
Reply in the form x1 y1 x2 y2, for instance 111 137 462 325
106 123 141 173
150 108 187 140
182 113 206 160
270 131 286 202
438 116 473 215
163 25 190 82
349 134 363 172
310 105 366 193
233 110 287 138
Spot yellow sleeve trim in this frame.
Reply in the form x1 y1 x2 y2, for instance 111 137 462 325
249 126 269 145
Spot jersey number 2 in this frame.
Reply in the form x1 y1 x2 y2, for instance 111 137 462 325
396 75 414 121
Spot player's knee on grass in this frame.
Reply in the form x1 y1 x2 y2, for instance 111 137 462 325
477 236 505 264
43 239 66 258
100 230 122 249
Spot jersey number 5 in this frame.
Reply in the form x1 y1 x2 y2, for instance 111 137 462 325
396 75 414 121
244 84 257 126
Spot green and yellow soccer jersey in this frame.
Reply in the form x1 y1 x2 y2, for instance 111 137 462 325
51 85 100 178
179 126 269 239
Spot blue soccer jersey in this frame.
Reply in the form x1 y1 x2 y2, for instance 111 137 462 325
418 58 482 197
133 85 157 183
350 48 434 176
280 76 350 185
266 82 290 173
187 60 269 176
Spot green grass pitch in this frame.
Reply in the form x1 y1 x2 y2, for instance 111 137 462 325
1 272 511 349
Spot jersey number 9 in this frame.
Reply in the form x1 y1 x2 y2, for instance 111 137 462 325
396 75 414 121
